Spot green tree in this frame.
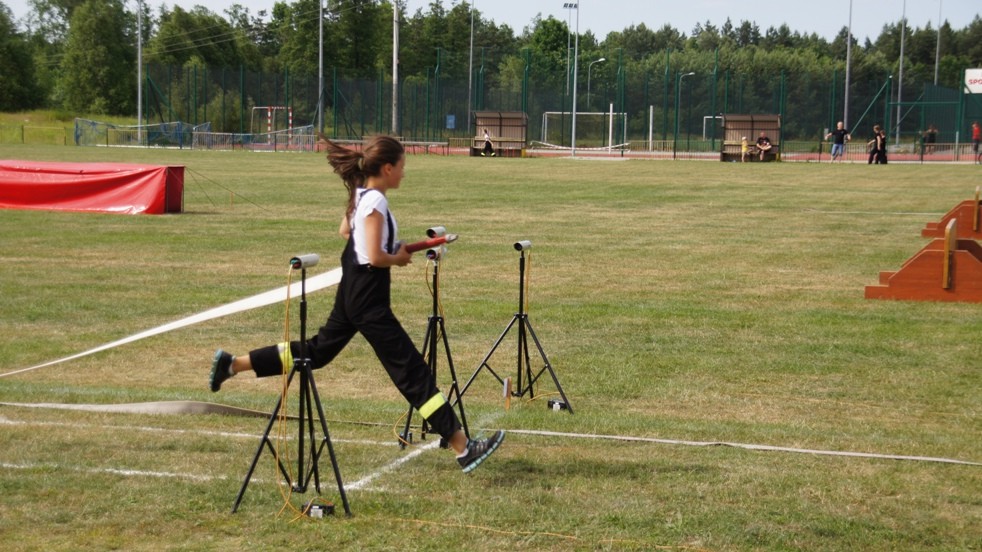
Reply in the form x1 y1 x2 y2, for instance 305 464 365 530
147 6 246 68
689 20 721 51
331 0 385 76
401 0 448 78
25 0 87 42
271 0 324 76
57 0 134 114
955 15 982 66
0 3 42 110
224 3 274 70
735 20 761 47
603 23 661 62
22 0 91 107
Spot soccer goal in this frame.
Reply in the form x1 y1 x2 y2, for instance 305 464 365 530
250 106 294 136
540 111 628 149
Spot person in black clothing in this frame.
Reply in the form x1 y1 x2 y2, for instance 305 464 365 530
482 129 496 157
867 125 887 165
825 121 851 162
923 124 938 154
209 135 504 473
756 132 772 161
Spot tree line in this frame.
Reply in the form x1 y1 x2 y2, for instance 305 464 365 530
1 0 980 121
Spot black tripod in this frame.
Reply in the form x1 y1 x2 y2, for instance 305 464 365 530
401 250 469 448
461 245 573 413
232 258 351 515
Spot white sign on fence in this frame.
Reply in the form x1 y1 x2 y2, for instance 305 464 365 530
966 68 982 94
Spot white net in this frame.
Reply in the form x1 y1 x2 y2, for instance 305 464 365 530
540 111 628 148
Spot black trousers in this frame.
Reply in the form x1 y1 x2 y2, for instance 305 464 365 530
868 149 887 164
248 240 461 440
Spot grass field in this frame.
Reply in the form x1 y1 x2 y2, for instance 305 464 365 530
1 144 980 551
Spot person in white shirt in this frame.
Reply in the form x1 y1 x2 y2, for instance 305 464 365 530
210 135 504 473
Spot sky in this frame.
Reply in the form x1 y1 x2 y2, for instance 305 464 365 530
4 0 979 44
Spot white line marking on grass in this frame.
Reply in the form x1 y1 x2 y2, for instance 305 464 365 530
509 429 982 466
2 415 503 490
347 413 506 492
1 462 225 482
346 439 443 492
0 417 396 446
0 267 342 378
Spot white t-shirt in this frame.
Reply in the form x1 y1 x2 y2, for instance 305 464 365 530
351 188 398 265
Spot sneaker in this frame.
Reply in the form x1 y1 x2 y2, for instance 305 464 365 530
457 430 505 473
210 349 233 392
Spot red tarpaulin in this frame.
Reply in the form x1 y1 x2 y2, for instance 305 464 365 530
0 160 184 215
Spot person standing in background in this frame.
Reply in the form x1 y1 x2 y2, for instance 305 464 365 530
825 122 851 163
971 121 980 159
867 125 887 165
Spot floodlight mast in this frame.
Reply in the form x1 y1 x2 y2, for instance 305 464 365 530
844 0 852 128
467 1 475 134
320 0 325 133
391 0 400 135
137 0 142 143
570 2 580 157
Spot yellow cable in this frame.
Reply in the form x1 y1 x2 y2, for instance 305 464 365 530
274 267 340 522
393 409 413 447
274 267 296 517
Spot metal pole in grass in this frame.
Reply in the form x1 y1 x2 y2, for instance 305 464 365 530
844 0 852 128
896 0 907 145
467 0 474 135
674 71 694 160
317 0 328 133
570 2 580 157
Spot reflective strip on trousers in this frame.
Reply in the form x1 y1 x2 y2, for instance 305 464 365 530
418 392 447 420
278 342 293 372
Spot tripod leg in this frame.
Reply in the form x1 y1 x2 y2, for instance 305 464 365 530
438 317 468 439
400 318 438 447
300 369 321 494
306 369 352 516
232 382 295 513
461 315 517 397
524 319 574 414
515 315 534 399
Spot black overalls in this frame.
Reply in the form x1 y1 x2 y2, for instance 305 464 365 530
247 190 461 440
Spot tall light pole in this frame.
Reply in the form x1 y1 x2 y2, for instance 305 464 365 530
570 2 580 157
137 0 142 142
321 0 326 133
844 0 852 128
673 71 694 160
896 0 906 144
934 0 942 85
587 57 605 109
563 3 576 95
467 1 475 134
